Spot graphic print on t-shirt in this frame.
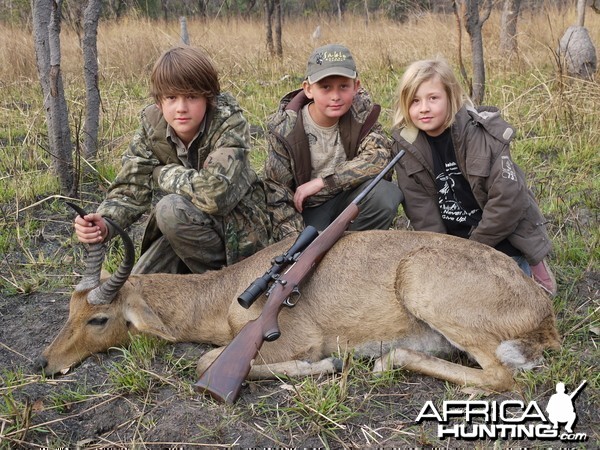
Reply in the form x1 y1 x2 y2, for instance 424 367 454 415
435 161 481 231
427 129 482 238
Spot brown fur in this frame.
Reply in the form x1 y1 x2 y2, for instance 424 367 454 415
39 230 560 391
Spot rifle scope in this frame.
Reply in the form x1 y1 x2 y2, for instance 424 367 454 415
238 225 319 309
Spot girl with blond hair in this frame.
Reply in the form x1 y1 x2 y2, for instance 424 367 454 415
391 58 556 296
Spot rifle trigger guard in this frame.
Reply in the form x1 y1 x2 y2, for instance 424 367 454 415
283 287 301 307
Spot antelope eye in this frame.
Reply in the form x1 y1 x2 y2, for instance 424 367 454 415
88 317 108 326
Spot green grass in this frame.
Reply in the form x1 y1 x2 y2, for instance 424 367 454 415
248 355 362 448
107 334 169 395
0 369 37 445
48 383 95 414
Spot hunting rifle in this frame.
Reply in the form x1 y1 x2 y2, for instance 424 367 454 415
194 150 405 403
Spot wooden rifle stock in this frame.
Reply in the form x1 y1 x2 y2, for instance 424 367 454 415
194 150 404 403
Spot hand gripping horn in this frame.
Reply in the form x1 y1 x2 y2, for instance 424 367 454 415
66 202 135 305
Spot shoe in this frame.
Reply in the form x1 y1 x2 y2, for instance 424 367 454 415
531 259 557 297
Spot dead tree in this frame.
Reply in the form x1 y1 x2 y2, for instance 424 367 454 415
179 16 190 45
82 0 102 160
264 0 282 57
456 0 493 105
500 0 521 57
32 0 75 195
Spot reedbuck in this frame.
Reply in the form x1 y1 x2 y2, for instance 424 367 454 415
38 219 560 393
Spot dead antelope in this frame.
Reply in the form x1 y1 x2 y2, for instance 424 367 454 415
38 220 560 392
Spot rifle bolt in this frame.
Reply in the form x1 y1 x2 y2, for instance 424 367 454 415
266 331 281 341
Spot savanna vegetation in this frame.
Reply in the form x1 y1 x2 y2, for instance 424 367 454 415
0 4 598 448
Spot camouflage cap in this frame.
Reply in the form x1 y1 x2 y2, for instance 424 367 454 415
306 44 357 84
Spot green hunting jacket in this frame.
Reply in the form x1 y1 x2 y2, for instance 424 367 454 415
97 92 271 266
264 88 392 241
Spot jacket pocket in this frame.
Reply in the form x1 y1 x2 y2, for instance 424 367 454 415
466 155 490 177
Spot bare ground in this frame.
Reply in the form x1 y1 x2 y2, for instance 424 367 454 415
0 203 598 449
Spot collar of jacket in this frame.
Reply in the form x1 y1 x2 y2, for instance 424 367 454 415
143 103 215 170
392 126 435 177
277 88 381 186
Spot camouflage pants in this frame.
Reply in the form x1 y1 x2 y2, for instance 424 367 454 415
302 179 403 232
132 194 226 274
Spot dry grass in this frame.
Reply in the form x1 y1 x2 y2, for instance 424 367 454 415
2 7 598 89
1 7 598 195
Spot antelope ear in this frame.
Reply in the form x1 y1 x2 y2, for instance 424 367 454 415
124 294 177 342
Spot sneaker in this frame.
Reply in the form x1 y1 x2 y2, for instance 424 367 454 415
531 259 557 297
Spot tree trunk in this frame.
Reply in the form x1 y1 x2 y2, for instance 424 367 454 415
453 0 471 95
264 0 274 56
576 0 586 27
106 0 126 19
198 0 208 18
32 0 75 195
179 16 190 44
83 0 102 161
499 0 521 56
274 0 282 57
162 0 170 21
462 0 492 105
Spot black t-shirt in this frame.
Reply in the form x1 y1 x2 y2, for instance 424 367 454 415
428 129 481 239
427 129 521 257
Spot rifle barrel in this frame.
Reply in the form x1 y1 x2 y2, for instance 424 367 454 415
352 150 404 205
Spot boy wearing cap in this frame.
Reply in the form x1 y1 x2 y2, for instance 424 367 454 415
264 44 403 241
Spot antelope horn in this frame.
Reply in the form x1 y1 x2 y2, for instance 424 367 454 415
66 202 105 292
87 217 135 305
76 242 107 292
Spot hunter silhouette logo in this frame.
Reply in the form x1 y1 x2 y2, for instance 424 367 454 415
546 380 587 434
415 380 588 442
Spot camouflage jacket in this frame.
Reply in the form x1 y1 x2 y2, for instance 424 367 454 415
97 92 271 265
264 88 393 241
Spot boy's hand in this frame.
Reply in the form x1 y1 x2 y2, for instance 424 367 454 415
293 178 325 212
74 213 108 244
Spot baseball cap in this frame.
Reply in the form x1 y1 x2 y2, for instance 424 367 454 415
305 44 357 84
